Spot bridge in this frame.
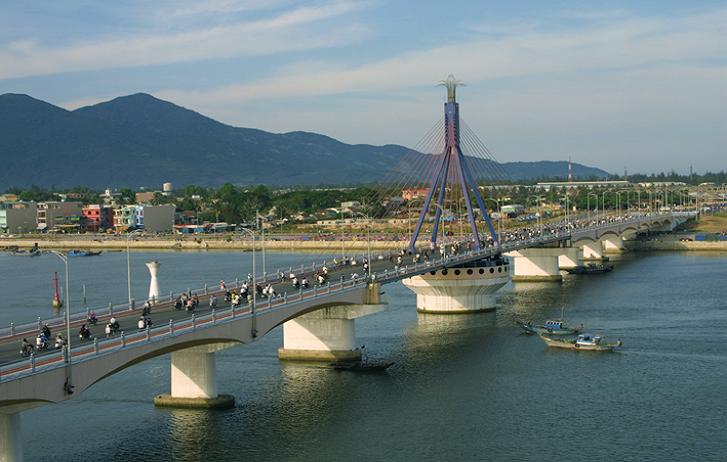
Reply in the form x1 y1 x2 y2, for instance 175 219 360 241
0 76 695 462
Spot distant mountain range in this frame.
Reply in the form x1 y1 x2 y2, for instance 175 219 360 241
0 93 610 189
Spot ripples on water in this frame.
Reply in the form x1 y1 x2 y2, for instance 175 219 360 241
2 251 726 461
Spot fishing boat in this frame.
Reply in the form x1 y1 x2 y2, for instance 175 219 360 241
517 305 584 336
567 263 614 275
540 333 622 351
67 250 103 257
330 360 394 372
8 248 40 257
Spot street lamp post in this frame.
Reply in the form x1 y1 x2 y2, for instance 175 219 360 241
483 198 501 238
126 229 143 306
353 212 372 278
256 211 266 278
602 190 618 221
50 251 71 365
240 228 257 334
587 193 599 222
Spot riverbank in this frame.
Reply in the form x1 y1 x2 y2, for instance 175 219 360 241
0 237 405 251
626 239 727 252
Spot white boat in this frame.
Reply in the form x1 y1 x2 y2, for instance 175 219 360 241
540 333 622 351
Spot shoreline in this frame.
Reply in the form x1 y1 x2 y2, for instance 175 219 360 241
3 236 727 252
0 237 406 251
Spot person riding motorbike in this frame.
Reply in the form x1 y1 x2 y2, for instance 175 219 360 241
20 338 33 357
87 311 98 325
79 324 91 341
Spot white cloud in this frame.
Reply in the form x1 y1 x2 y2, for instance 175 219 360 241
0 0 366 79
156 7 727 107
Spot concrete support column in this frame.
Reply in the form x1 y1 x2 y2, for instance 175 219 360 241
580 241 604 261
146 261 160 302
278 304 386 362
601 235 626 254
154 345 235 409
506 249 562 282
0 413 22 462
557 247 582 270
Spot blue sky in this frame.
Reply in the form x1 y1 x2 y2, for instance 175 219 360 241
1 0 726 174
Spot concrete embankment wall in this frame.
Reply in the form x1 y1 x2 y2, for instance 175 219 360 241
0 238 407 252
626 240 727 252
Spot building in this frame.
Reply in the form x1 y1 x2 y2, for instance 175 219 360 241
143 205 175 233
114 204 175 233
135 192 156 204
402 188 430 200
340 201 360 213
81 205 115 232
500 204 525 216
0 202 37 233
535 180 630 191
37 201 83 231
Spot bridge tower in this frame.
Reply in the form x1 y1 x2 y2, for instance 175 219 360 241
402 75 510 313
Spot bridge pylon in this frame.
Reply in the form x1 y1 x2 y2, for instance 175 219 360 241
403 76 510 313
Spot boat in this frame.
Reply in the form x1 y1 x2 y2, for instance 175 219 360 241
518 319 583 336
330 360 394 372
539 333 622 351
516 320 538 334
567 263 614 275
67 250 103 257
8 248 40 257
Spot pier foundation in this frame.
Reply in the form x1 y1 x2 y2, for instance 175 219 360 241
580 240 605 261
278 303 386 362
557 247 582 270
601 234 626 254
0 413 22 462
402 263 510 313
154 345 235 409
506 249 562 282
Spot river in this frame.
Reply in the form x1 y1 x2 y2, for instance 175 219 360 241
1 250 726 461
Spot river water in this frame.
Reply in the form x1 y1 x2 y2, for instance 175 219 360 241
2 250 726 461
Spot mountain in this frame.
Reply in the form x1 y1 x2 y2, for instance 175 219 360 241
0 93 609 188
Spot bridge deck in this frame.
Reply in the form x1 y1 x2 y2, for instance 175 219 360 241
0 213 689 383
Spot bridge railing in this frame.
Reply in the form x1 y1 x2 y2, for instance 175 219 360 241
0 275 371 382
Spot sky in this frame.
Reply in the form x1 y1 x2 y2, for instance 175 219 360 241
1 0 726 175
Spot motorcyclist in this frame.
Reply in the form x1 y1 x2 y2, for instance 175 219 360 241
36 333 48 350
79 324 91 341
41 324 51 339
87 311 98 325
54 334 66 349
20 338 33 356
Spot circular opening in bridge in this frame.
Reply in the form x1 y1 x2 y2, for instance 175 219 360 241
498 267 502 273
504 266 508 272
430 271 436 276
454 269 461 275
479 268 485 274
489 268 494 274
442 269 448 276
467 269 473 275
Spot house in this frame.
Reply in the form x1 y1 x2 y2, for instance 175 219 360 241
0 202 37 233
37 201 83 231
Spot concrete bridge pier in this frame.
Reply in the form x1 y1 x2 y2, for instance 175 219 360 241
506 249 562 282
278 303 386 362
580 240 605 261
601 235 626 254
154 344 235 409
402 263 510 313
0 413 22 462
557 247 582 270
